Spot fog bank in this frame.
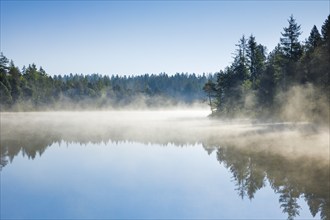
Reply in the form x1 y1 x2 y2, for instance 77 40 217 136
1 110 329 164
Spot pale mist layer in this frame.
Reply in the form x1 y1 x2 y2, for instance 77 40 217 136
1 110 329 163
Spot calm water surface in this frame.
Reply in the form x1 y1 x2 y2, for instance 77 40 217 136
1 111 329 219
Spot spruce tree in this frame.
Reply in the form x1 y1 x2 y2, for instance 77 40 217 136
280 15 303 61
0 53 13 107
306 25 322 50
233 35 249 82
320 15 330 94
321 15 330 43
321 14 330 53
0 53 9 75
280 15 303 87
8 61 22 102
247 35 266 89
247 35 257 79
203 79 217 113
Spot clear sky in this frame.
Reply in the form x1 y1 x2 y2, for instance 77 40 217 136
1 1 329 76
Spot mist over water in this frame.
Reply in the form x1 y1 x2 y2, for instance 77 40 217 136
1 109 329 219
1 109 328 160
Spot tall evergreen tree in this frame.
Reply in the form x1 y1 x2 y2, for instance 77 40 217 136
8 61 22 102
203 79 217 113
280 15 303 87
321 15 330 45
247 35 266 89
319 15 330 93
306 25 322 51
232 35 249 83
235 35 248 68
0 53 9 74
280 15 303 61
0 53 13 106
247 35 257 77
298 25 322 84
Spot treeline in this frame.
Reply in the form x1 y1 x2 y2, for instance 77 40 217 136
204 15 330 123
0 58 209 110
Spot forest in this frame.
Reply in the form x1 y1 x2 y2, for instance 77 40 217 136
204 15 329 123
1 15 329 121
0 60 209 110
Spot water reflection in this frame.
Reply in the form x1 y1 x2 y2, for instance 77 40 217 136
214 144 329 220
1 111 329 219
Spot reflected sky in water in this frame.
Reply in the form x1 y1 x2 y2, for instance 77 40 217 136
1 111 329 219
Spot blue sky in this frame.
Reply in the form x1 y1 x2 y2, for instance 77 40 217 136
1 1 329 76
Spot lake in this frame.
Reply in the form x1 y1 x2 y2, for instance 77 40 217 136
1 110 329 219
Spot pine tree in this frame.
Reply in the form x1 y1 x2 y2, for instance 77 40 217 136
235 35 248 67
298 25 322 84
203 79 217 113
321 15 330 43
233 35 249 82
306 25 322 51
280 15 303 87
247 35 266 89
280 15 303 62
319 15 330 95
8 61 22 102
0 53 9 75
321 15 330 53
0 53 13 107
247 35 257 77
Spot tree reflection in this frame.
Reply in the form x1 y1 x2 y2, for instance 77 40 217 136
217 147 266 200
1 113 329 219
215 144 329 220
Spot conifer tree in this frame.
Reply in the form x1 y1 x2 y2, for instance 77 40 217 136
203 79 217 113
0 53 9 80
280 15 303 87
233 35 249 83
247 35 266 88
320 15 330 93
8 61 22 102
306 25 322 51
280 15 303 61
321 15 330 44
